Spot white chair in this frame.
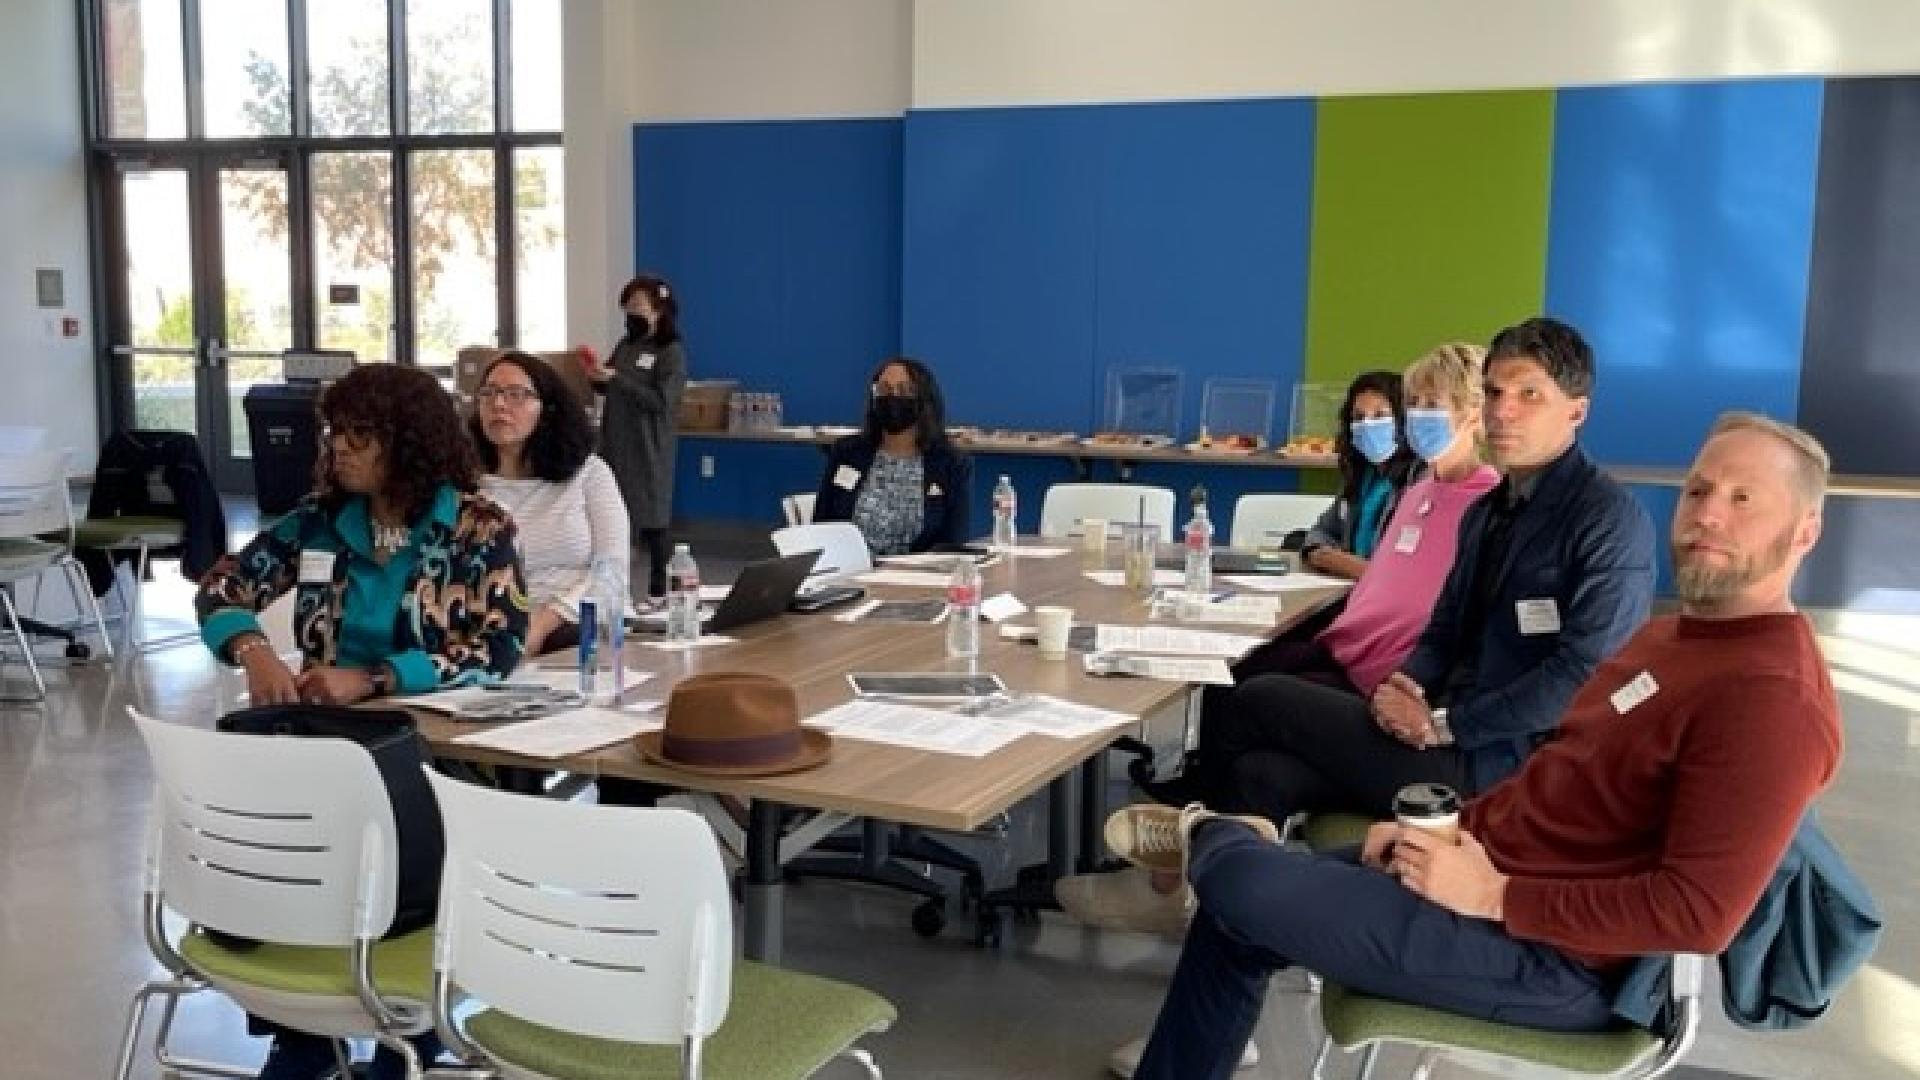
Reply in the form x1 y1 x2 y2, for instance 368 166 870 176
781 491 817 527
424 770 896 1078
1038 483 1176 540
0 448 113 699
115 710 436 1080
1230 492 1333 549
772 520 873 581
0 424 48 454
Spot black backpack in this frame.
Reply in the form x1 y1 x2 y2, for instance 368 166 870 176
210 705 444 944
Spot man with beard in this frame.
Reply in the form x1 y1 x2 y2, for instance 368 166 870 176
1114 412 1842 1080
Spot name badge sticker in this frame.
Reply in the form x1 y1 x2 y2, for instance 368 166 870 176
298 549 336 584
637 352 657 370
833 465 862 491
1393 526 1422 555
1610 670 1661 714
1515 597 1561 636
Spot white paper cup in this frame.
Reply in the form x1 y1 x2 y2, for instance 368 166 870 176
1394 782 1462 844
1035 606 1074 655
1080 518 1109 561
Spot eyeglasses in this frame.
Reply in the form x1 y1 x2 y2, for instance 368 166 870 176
323 421 379 450
476 385 540 405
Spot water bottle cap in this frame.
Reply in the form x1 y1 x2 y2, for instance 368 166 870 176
674 543 690 554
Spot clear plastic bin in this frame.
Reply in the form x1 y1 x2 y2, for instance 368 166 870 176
1285 381 1349 452
1198 378 1277 448
1100 366 1184 442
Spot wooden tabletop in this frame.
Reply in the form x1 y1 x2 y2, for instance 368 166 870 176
415 548 1346 831
681 427 1341 472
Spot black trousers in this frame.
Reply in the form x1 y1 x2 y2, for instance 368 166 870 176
639 528 670 597
1180 636 1356 802
1219 672 1468 825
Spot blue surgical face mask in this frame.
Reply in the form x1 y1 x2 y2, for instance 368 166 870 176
1349 416 1398 465
1405 408 1455 461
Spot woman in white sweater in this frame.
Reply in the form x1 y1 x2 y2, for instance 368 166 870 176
470 350 630 656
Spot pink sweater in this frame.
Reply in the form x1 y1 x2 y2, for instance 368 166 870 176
1318 466 1500 694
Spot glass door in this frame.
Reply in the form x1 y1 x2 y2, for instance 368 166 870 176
104 152 294 490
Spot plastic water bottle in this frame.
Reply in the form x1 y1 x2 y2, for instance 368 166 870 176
946 558 981 661
581 555 627 703
666 544 702 643
1183 487 1214 602
991 474 1017 551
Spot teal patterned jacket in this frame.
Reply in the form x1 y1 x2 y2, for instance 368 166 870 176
196 485 528 692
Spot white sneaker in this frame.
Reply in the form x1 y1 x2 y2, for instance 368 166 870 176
1107 1034 1260 1078
1054 866 1191 938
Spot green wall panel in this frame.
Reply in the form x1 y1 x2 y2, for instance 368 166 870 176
1303 90 1556 387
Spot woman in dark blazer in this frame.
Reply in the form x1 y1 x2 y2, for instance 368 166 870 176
813 355 972 554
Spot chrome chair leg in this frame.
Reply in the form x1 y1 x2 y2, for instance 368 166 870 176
0 587 47 700
1356 1042 1383 1080
840 1045 882 1079
64 556 115 658
1409 1048 1439 1080
1309 1034 1335 1080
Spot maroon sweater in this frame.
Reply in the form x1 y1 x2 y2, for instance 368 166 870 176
1463 612 1840 970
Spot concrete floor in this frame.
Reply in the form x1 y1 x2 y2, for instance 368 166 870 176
2 554 1916 1079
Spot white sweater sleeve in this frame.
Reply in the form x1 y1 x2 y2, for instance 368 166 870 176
566 455 631 609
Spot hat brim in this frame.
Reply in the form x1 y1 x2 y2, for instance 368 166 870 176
633 728 833 777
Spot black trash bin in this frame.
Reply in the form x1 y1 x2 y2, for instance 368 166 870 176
243 382 323 516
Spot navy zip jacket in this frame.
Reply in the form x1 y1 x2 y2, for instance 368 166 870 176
1401 443 1656 791
813 434 974 553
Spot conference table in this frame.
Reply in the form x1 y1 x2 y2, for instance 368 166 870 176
412 544 1346 963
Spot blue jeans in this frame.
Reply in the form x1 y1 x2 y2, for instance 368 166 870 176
1134 822 1617 1080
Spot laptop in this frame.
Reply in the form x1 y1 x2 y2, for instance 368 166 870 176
630 549 820 635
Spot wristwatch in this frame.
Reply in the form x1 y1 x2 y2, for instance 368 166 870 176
367 665 394 698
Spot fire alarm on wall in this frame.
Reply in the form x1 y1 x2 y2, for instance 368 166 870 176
61 317 79 338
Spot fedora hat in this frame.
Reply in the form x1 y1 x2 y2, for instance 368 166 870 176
635 672 830 776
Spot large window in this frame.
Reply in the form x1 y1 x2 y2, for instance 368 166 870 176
86 0 565 474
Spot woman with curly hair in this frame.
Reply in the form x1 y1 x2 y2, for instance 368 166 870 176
194 363 528 1076
471 350 629 656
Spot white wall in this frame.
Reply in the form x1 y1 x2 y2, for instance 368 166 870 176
912 0 1920 107
564 0 912 347
0 0 97 471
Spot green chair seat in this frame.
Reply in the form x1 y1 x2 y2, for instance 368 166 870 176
179 926 435 1002
73 515 182 549
464 960 896 1080
1321 982 1657 1075
1299 812 1374 852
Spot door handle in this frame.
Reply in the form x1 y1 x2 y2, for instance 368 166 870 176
203 339 230 368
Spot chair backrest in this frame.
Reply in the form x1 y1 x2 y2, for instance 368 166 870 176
0 425 48 454
1229 492 1332 549
132 708 401 948
781 491 817 528
1038 483 1176 540
771 520 872 579
0 448 76 545
426 770 735 1044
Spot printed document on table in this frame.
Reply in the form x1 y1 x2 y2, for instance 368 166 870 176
854 569 955 588
452 705 662 759
1084 569 1185 587
1219 572 1351 593
806 699 1025 757
1093 624 1265 657
980 694 1132 739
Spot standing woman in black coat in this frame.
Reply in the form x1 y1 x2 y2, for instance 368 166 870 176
588 274 687 603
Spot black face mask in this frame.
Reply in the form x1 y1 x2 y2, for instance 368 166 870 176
625 313 651 339
871 395 920 434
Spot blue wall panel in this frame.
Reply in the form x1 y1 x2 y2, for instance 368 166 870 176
900 107 1104 431
636 118 902 521
1545 81 1824 467
1092 99 1318 438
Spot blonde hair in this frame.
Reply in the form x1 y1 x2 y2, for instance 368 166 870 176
1403 341 1487 411
1707 411 1830 511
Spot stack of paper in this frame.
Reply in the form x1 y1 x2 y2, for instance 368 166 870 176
1219 571 1351 593
1092 624 1265 658
1084 569 1185 588
854 569 955 588
805 699 1025 757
